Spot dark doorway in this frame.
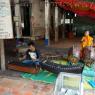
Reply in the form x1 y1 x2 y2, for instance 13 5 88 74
21 5 31 36
64 24 73 38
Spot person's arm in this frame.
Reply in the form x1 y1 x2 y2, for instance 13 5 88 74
91 37 94 46
36 50 40 59
81 37 84 42
19 54 26 61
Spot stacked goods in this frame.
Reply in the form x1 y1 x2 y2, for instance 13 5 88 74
68 46 95 67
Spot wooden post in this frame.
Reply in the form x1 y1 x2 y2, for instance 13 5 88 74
0 0 13 71
14 0 22 38
62 13 65 39
54 5 59 42
45 0 50 46
0 39 6 71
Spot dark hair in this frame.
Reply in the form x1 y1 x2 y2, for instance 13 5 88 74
28 41 35 47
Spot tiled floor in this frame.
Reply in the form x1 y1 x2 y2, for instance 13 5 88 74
0 76 54 95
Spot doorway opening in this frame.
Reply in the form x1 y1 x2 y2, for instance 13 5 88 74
20 2 31 37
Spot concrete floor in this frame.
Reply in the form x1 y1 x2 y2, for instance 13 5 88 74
51 38 81 48
0 72 54 95
35 37 81 49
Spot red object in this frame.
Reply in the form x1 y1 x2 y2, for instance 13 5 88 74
55 0 95 18
68 32 73 39
7 63 40 74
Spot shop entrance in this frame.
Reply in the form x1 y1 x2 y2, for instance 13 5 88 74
21 3 31 36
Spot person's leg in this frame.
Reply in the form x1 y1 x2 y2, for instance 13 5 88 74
34 61 39 65
33 60 41 69
22 60 33 64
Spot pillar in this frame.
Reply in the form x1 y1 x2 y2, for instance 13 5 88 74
45 0 50 46
54 5 59 42
14 0 22 38
0 40 6 71
62 13 65 39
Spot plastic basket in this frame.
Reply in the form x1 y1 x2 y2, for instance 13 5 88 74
54 72 83 95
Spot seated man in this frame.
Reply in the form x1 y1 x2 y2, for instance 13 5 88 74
22 41 40 67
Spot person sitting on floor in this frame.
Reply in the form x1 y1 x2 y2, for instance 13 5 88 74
22 41 40 67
